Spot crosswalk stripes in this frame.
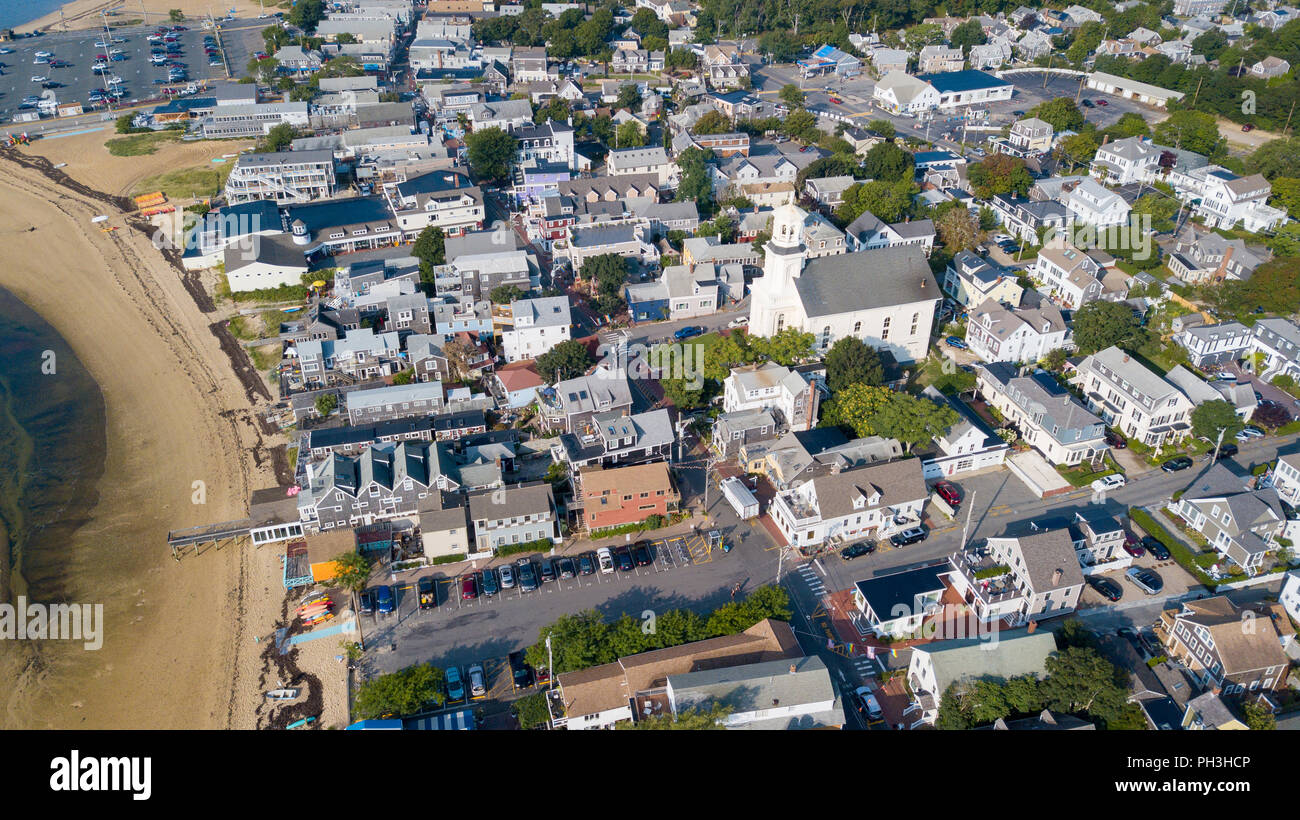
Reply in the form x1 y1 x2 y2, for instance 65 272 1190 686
796 564 826 596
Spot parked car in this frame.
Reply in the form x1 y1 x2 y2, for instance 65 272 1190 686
497 563 516 589
944 336 967 350
1122 534 1146 558
991 233 1013 243
614 545 635 572
578 551 597 575
1087 576 1123 602
933 480 961 507
1081 99 1094 108
1126 567 1164 595
1090 473 1126 493
1242 123 1255 132
1161 455 1194 473
480 567 500 596
632 541 653 566
853 686 884 720
509 650 534 690
1214 443 1239 460
1095 99 1108 106
596 547 615 574
728 316 749 328
1104 430 1127 449
1236 425 1264 440
841 542 875 560
890 526 927 547
556 557 576 579
467 663 487 699
445 666 465 702
538 557 557 584
418 576 436 610
517 558 539 591
460 572 483 599
673 325 704 340
358 588 376 613
1141 535 1170 561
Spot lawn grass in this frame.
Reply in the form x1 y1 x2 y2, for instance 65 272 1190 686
105 131 182 156
915 352 977 395
133 163 232 200
249 343 282 372
227 314 262 341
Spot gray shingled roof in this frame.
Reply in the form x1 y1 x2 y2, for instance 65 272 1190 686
794 245 938 318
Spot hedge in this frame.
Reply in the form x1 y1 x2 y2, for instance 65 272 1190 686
431 553 467 565
494 538 556 558
1128 507 1216 588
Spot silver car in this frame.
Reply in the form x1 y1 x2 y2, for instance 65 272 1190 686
497 564 516 589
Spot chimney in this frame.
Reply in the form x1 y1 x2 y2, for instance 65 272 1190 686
920 278 927 289
1102 134 1110 146
789 664 797 674
1052 568 1062 585
772 699 780 707
1026 620 1038 634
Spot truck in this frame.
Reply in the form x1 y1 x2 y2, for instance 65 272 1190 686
418 576 436 610
720 476 759 520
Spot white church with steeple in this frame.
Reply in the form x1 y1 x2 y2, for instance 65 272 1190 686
748 202 941 362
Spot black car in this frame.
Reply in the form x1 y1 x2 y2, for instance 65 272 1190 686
1104 430 1127 449
841 542 875 560
509 650 534 690
538 557 557 584
1087 576 1123 602
890 526 927 547
632 540 653 566
517 559 539 592
1141 535 1170 560
1081 98 1094 108
358 588 376 613
417 576 437 610
1214 443 1239 460
577 551 596 576
1161 455 1194 472
556 557 576 579
614 546 635 572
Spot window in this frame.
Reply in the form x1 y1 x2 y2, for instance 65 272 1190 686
853 321 861 334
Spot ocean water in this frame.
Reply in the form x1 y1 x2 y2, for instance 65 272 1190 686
0 286 106 605
0 1 67 31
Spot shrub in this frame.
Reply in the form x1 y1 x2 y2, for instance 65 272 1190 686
1128 507 1216 587
431 553 467 565
494 538 556 558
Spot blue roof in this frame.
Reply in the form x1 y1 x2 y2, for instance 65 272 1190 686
917 69 1012 94
284 196 394 234
151 96 217 115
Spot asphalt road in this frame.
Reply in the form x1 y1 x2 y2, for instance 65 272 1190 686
0 19 263 125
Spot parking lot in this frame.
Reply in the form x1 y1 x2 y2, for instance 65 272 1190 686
0 20 264 124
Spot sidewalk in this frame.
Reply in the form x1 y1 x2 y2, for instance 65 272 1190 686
558 516 709 555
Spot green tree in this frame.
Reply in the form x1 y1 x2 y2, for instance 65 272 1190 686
935 682 972 729
749 328 816 366
331 550 371 594
1209 256 1300 316
1070 300 1142 354
1056 619 1101 651
1066 21 1105 65
1267 222 1300 257
661 377 705 409
1104 112 1151 140
1242 699 1276 730
466 126 516 183
1132 193 1180 232
1191 29 1230 62
950 19 986 52
1002 675 1046 715
353 663 445 720
1153 110 1223 157
820 383 893 436
1247 137 1300 181
1191 399 1245 442
257 122 297 153
836 179 915 225
964 679 1012 725
391 370 413 385
615 120 647 148
968 154 1034 199
169 9 185 23
512 692 551 729
288 0 326 33
675 147 716 217
825 337 883 392
863 140 914 183
692 109 732 135
872 392 960 452
489 284 525 304
1057 131 1100 170
781 109 821 142
779 84 806 109
317 55 366 79
867 119 895 139
936 206 981 253
1028 98 1085 132
314 392 338 417
1039 646 1137 729
1269 177 1300 220
526 609 613 673
535 339 595 383
621 703 731 729
412 226 446 281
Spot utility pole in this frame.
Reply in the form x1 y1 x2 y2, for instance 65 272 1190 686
959 490 976 552
1283 99 1296 138
1192 75 1204 107
1212 425 1226 463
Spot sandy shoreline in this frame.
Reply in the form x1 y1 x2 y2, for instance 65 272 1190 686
0 131 347 730
18 1 271 34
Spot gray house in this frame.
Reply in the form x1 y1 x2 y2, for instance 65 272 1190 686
346 381 445 425
296 442 450 531
467 482 560 554
712 408 779 459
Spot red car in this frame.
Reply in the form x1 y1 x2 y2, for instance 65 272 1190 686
460 574 478 599
828 94 843 104
933 480 962 508
1242 123 1255 132
1122 534 1146 558
1095 99 1108 106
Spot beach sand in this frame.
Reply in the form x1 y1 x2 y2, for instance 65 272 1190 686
0 131 349 730
18 1 273 34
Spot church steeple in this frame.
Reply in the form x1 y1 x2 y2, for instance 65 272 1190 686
748 202 808 337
